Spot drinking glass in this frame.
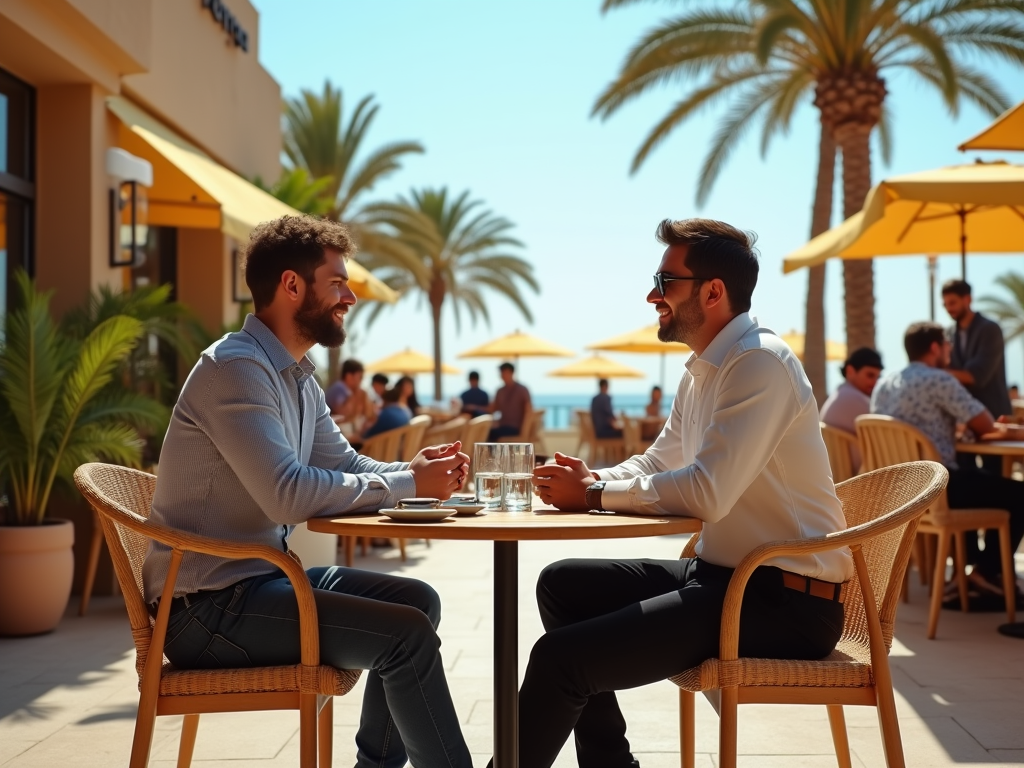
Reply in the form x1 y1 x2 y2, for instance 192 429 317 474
502 443 534 512
473 443 507 510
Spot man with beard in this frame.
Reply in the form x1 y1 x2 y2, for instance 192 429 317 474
143 216 474 768
521 218 851 768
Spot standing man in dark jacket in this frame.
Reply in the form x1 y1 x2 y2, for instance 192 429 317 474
942 279 1011 474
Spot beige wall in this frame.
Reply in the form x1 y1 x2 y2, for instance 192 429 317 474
34 84 124 317
177 227 238 336
123 0 282 182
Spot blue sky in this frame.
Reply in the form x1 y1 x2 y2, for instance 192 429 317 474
250 0 1024 401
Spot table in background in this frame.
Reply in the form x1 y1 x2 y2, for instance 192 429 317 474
955 439 1024 478
307 508 699 768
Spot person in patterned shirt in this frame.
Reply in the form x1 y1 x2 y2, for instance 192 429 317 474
871 321 1024 598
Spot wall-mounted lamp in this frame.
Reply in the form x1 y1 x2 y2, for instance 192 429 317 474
106 148 153 268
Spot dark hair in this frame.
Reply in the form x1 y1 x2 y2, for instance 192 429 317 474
499 362 515 374
243 215 355 311
839 347 883 378
598 378 609 388
651 385 662 394
469 371 480 382
941 279 971 298
340 359 364 378
371 373 388 387
655 218 759 313
904 322 946 361
382 385 403 405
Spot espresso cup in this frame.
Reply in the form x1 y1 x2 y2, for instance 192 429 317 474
397 497 442 509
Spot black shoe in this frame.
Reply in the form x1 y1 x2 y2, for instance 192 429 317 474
998 622 1024 638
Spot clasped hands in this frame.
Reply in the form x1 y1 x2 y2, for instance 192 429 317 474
532 452 597 511
409 441 470 499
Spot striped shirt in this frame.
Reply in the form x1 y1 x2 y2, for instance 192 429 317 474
142 315 416 602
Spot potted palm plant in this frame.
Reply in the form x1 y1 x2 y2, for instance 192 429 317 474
0 272 166 635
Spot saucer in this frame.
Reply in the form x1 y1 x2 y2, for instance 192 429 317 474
448 501 486 516
379 508 457 523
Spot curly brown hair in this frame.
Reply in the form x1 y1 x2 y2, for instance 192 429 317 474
243 215 356 311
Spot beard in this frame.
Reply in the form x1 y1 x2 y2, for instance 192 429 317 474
657 288 705 345
294 289 347 349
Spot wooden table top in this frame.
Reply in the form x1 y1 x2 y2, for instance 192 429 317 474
956 438 1024 456
306 507 700 542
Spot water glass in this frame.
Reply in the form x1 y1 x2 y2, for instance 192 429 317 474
473 443 507 510
503 443 534 512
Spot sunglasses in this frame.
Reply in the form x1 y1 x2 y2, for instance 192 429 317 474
653 272 704 297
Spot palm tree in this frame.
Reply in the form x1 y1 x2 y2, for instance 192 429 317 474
253 168 335 216
979 272 1024 382
283 80 425 378
358 188 540 400
596 0 1022 353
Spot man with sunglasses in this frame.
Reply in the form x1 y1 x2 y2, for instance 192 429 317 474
522 218 852 768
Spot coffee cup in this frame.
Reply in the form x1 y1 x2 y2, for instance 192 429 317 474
396 497 442 509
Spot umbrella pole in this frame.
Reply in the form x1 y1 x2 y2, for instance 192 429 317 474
959 208 967 279
927 255 937 321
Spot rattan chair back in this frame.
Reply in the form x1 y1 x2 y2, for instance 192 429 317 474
820 423 859 483
359 425 406 462
426 415 470 445
400 414 432 462
462 414 494 464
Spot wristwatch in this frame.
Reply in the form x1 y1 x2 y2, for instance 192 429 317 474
585 480 607 511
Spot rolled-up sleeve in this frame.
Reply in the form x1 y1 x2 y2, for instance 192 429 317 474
195 359 415 524
600 351 800 520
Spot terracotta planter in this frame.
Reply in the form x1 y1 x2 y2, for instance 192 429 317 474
0 519 75 636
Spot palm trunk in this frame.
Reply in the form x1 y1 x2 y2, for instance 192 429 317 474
804 124 836 406
835 121 876 351
429 276 446 402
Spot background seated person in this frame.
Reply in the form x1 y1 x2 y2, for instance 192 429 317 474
460 370 490 416
591 378 623 438
369 372 388 408
488 361 531 440
819 347 883 470
326 358 378 432
871 321 1024 603
363 375 414 439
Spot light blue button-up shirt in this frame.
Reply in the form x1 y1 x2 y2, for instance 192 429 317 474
143 315 416 601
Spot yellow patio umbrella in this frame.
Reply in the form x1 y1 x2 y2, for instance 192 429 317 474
782 161 1024 279
547 354 645 379
587 323 691 389
348 262 398 303
458 330 575 362
959 100 1024 152
778 331 847 363
365 348 461 375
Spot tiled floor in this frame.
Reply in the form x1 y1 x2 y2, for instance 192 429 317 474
2 536 1022 767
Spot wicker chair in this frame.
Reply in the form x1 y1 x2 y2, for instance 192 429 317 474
426 415 470 445
622 415 654 457
575 409 626 467
856 414 1016 638
671 460 948 768
461 414 494 464
399 414 432 462
72 463 361 768
821 423 859 484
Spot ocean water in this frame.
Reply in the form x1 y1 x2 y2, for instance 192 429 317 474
533 393 670 430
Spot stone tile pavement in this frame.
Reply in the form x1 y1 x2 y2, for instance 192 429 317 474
2 535 1022 767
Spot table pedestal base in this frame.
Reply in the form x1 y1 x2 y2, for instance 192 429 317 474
494 540 518 768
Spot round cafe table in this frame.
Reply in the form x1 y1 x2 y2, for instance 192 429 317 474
307 507 699 768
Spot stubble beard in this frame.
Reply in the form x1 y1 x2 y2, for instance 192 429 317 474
295 289 347 349
658 289 705 346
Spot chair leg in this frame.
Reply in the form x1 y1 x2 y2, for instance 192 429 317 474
318 697 333 768
875 682 907 768
79 512 105 616
680 689 695 768
927 531 952 639
397 539 407 562
953 531 970 613
718 687 739 768
922 533 936 590
176 714 200 768
998 521 1017 624
344 537 355 568
826 705 853 768
360 537 368 557
129 689 160 768
299 693 318 768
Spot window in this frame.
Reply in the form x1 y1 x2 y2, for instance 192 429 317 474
0 67 35 323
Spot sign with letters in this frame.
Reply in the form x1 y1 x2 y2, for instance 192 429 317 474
201 0 249 52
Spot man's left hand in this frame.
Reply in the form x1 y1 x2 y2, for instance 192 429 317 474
532 452 595 511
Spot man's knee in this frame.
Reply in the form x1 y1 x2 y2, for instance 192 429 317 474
536 559 585 610
402 578 442 627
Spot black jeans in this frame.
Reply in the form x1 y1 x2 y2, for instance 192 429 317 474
517 557 845 768
947 467 1024 580
161 566 472 768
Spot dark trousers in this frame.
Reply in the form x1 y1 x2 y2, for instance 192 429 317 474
161 566 472 768
488 424 521 441
517 557 845 768
947 467 1024 580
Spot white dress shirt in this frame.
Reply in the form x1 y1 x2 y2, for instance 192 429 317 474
598 313 853 583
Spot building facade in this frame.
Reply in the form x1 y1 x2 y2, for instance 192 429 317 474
0 0 283 331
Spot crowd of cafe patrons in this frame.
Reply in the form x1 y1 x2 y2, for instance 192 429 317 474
820 278 1024 604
